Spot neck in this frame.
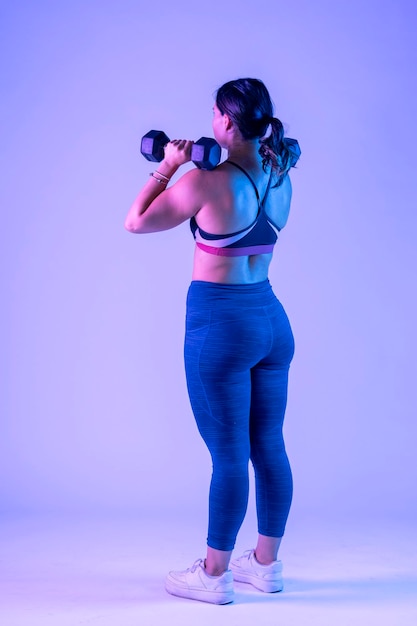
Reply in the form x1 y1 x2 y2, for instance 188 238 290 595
226 139 262 169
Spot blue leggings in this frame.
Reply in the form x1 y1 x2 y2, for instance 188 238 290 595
184 280 295 551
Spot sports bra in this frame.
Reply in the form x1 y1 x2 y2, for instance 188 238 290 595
190 161 281 257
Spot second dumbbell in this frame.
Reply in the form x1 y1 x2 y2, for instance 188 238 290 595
141 130 221 171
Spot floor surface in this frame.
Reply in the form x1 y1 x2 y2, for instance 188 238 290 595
1 511 416 626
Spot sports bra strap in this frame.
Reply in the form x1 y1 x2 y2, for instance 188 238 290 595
226 161 273 207
226 161 260 203
261 171 273 208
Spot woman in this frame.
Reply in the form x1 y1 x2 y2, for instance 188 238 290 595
125 78 297 605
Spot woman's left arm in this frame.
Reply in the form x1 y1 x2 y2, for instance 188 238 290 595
124 139 201 234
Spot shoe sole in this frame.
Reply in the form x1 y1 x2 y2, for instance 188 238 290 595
231 571 283 593
165 577 234 604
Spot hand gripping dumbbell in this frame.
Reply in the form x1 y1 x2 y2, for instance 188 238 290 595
284 137 301 168
141 130 221 171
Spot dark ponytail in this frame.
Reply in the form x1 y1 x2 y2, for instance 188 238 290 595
215 78 295 186
259 117 293 184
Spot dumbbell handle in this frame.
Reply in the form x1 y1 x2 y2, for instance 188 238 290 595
141 130 221 170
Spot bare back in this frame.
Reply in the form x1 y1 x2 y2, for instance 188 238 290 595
191 162 292 284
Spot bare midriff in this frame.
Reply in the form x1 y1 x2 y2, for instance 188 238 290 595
191 246 273 284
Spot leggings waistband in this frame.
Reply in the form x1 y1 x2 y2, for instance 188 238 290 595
187 279 278 309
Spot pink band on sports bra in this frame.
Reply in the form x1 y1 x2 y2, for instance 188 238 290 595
196 242 275 257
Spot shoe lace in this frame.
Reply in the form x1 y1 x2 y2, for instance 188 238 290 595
189 558 204 573
243 549 254 560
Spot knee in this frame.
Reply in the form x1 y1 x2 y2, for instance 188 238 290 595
250 442 287 469
211 450 250 478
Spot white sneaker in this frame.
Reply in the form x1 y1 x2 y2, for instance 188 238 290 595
165 558 234 604
230 549 283 593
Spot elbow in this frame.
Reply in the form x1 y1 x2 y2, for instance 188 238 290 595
124 220 152 234
124 219 137 233
124 213 145 234
124 201 140 233
124 215 156 234
125 204 147 233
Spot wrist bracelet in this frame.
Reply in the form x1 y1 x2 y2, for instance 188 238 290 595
155 170 170 181
149 173 168 185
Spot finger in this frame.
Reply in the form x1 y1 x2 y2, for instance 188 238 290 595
171 139 190 146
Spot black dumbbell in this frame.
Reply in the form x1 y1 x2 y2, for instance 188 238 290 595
141 130 221 171
284 137 301 168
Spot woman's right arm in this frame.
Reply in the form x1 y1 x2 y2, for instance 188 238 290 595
124 140 201 234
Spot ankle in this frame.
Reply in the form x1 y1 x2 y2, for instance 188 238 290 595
205 547 232 576
204 559 226 577
255 535 282 565
254 551 275 566
205 569 226 577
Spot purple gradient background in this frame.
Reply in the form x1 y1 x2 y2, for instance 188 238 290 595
1 0 416 526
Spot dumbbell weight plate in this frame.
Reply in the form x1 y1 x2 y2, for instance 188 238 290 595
191 138 221 171
141 130 170 162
